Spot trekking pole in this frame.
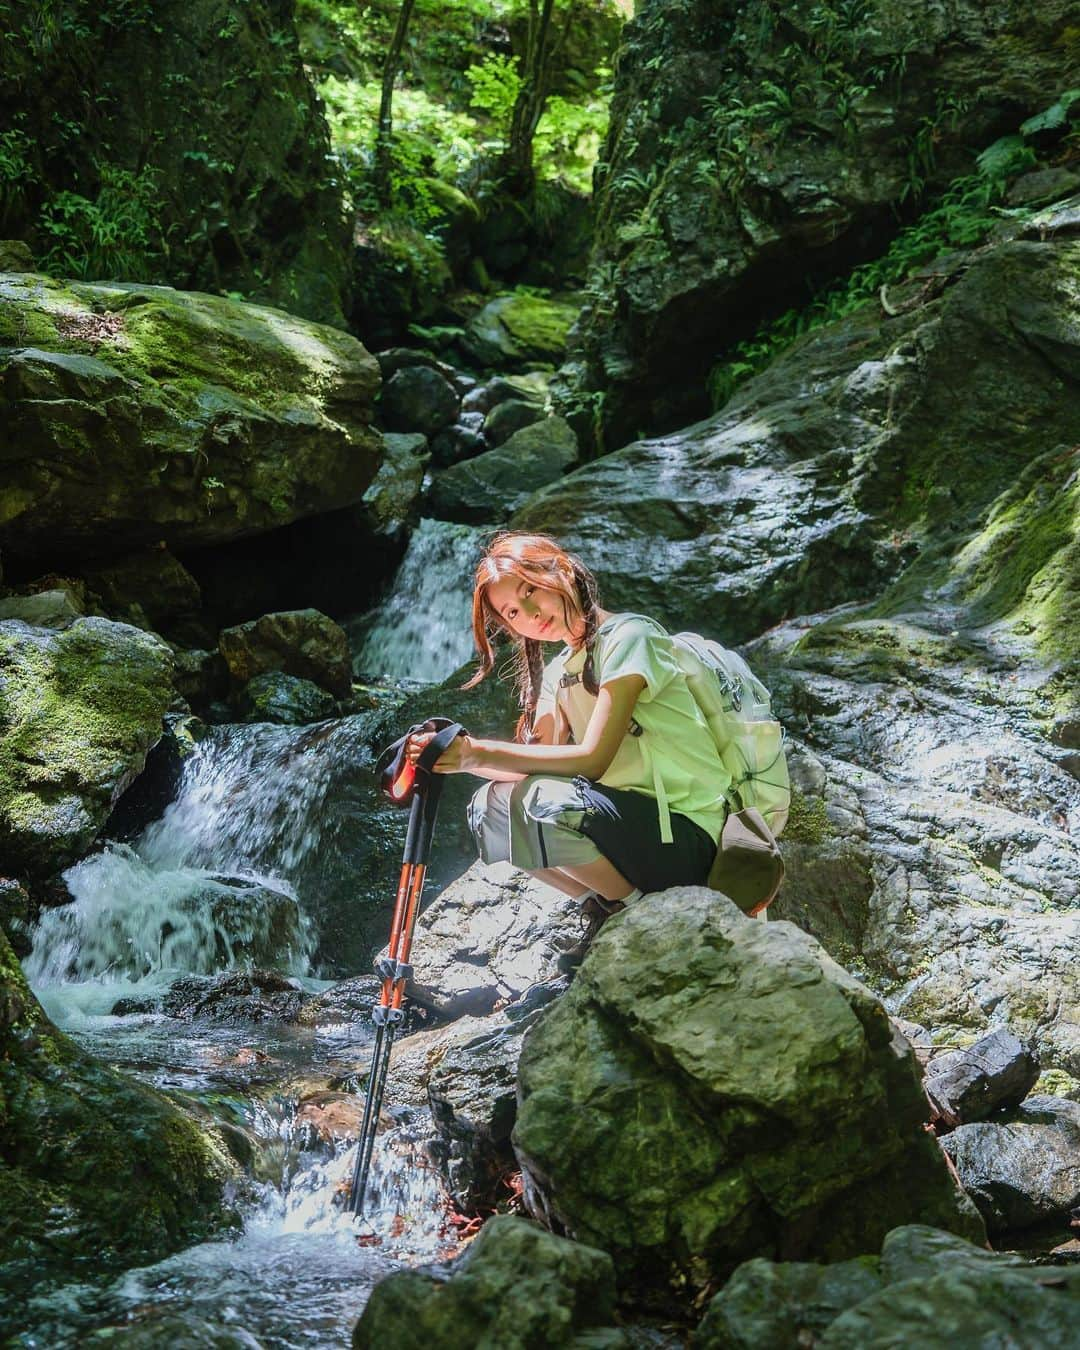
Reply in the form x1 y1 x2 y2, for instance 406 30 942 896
347 718 465 1218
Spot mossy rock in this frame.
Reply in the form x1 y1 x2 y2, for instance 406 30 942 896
351 219 454 348
0 929 237 1335
461 293 581 370
0 616 174 879
0 272 382 565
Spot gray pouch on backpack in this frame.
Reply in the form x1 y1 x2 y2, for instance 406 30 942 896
707 806 785 916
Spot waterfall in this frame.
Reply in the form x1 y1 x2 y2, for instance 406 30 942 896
349 518 488 683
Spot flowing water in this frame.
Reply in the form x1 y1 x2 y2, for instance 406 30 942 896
14 533 482 1346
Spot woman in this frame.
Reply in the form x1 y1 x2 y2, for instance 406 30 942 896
406 532 731 923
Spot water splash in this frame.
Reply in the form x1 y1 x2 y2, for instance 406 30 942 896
349 518 488 682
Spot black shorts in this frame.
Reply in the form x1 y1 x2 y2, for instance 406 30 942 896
574 777 718 893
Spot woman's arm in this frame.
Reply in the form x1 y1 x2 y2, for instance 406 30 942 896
410 675 646 780
465 711 556 781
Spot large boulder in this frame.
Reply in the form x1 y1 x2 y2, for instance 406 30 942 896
513 890 983 1307
0 274 381 567
218 609 352 700
0 617 173 879
462 293 580 371
0 0 347 325
352 1214 619 1350
565 0 1078 444
0 929 237 1326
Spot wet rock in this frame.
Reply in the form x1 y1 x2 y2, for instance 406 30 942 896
483 397 544 447
0 616 173 879
924 1030 1041 1126
82 1313 262 1347
429 422 487 469
0 877 32 958
404 860 581 1017
298 973 383 1027
219 608 352 700
567 0 1075 443
513 890 984 1305
428 416 578 524
352 1214 617 1349
0 586 85 628
235 672 339 726
461 293 579 370
374 347 463 384
171 647 230 714
942 1096 1080 1234
360 432 429 538
0 928 237 1316
696 1255 884 1349
157 970 307 1024
0 276 380 565
379 364 460 436
295 1091 365 1146
1007 166 1080 206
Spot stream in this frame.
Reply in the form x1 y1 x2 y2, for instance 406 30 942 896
14 522 488 1347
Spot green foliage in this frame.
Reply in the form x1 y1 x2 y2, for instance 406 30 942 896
465 52 522 128
38 162 170 281
535 90 611 194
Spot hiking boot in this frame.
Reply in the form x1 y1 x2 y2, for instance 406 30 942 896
555 895 626 974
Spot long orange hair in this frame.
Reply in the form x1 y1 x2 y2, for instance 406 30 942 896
464 532 601 740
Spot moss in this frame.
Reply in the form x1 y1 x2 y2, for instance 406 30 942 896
1033 1068 1080 1099
784 791 835 844
498 292 579 359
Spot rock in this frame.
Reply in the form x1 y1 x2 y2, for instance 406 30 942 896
0 877 32 957
170 647 230 714
0 275 381 565
351 220 453 348
361 431 429 538
79 548 203 639
403 860 582 1017
0 616 173 878
0 1 347 325
429 422 488 470
696 1256 884 1349
924 1030 1041 1126
565 0 1076 444
235 672 338 726
878 1224 1028 1283
157 969 307 1024
374 347 463 384
428 416 579 524
81 1313 262 1348
352 1214 618 1349
0 588 84 628
380 364 461 436
1007 167 1080 206
483 398 544 447
942 1096 1080 1234
513 890 984 1305
462 293 580 370
0 239 34 271
218 609 352 700
0 928 237 1312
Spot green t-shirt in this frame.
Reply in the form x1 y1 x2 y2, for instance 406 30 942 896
535 613 731 843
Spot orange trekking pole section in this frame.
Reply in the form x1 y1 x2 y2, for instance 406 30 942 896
347 719 463 1217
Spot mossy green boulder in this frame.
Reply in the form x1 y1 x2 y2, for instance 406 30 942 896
513 890 984 1307
352 1215 618 1349
462 293 580 370
0 273 382 565
0 929 237 1336
0 616 174 880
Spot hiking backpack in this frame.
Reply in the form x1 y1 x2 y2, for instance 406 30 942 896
668 631 791 838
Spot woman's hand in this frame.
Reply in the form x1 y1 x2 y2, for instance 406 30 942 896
405 731 472 774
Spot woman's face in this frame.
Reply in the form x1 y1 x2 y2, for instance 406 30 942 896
486 575 582 645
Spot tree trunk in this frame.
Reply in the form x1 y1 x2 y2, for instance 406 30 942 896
372 0 418 207
502 0 558 195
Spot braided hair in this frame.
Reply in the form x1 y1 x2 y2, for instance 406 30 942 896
463 532 602 741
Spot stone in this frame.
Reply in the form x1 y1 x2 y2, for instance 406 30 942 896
157 969 307 1024
79 548 202 636
1007 167 1080 206
563 0 1077 445
0 928 237 1319
235 672 339 726
0 275 381 565
0 616 173 879
0 588 84 628
361 431 429 537
352 1215 618 1349
0 877 32 957
461 293 580 370
0 1 348 325
0 239 34 271
170 647 230 714
428 416 579 524
696 1256 884 1349
483 398 544 447
513 890 984 1305
218 608 352 700
429 423 487 469
942 1096 1080 1234
379 363 460 436
924 1030 1041 1126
